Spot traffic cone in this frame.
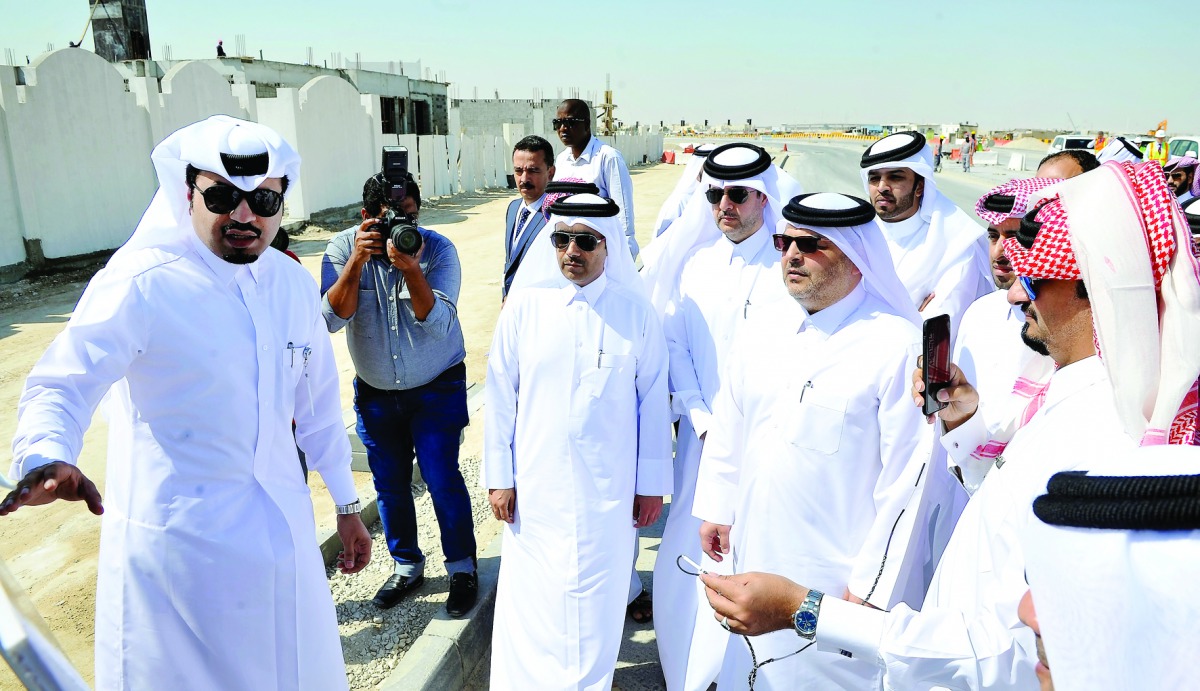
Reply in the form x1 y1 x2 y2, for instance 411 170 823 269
783 144 788 151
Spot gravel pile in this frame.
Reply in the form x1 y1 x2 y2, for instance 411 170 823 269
327 451 494 690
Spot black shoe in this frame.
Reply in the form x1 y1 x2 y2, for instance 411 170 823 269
445 571 478 618
372 573 425 609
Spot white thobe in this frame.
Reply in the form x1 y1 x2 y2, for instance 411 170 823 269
10 234 355 691
878 209 991 339
483 273 672 691
816 356 1136 690
943 289 1054 493
692 285 936 690
554 136 638 257
653 226 786 691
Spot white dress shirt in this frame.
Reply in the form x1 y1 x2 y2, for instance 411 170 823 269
693 285 937 689
815 357 1136 690
483 272 672 690
555 136 638 258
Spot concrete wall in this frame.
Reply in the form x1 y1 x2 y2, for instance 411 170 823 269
0 49 659 280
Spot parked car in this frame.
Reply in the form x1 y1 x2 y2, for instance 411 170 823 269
1169 136 1200 159
1046 133 1095 155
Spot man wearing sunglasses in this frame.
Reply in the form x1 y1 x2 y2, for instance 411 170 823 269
552 99 638 258
649 142 802 691
860 131 992 341
3 116 372 689
484 194 671 689
700 161 1200 689
320 172 478 617
691 192 944 689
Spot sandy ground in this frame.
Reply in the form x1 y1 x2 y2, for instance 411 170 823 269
0 161 680 689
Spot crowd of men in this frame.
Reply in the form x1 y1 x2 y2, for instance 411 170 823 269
1 107 1198 691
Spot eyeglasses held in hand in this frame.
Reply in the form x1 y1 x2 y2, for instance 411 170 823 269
550 231 604 252
552 117 587 129
705 187 753 205
771 234 823 254
192 183 284 217
1019 275 1044 301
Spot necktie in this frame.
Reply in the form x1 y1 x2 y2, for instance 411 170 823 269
513 207 531 247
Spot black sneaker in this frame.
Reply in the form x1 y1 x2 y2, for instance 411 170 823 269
445 571 478 618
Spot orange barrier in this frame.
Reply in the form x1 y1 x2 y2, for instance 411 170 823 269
662 151 676 164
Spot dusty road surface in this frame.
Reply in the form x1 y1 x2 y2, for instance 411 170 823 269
0 161 679 688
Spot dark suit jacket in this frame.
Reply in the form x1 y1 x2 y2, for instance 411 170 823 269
502 198 548 298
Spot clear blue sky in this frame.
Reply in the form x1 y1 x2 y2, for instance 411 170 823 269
4 0 1191 134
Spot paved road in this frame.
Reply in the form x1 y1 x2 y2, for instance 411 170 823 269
466 139 1010 690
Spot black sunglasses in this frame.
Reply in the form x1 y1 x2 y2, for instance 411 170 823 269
550 231 604 252
192 182 284 217
705 187 753 205
772 234 824 254
552 117 587 130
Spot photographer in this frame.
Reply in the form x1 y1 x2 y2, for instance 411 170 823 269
320 171 478 617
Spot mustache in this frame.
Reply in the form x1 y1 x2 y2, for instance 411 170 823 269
221 221 261 236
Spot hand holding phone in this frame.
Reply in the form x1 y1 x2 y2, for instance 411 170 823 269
921 315 952 417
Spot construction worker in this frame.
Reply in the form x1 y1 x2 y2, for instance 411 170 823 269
1148 129 1170 166
1092 130 1108 154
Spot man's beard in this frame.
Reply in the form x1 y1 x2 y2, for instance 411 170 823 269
1020 322 1050 356
221 221 262 265
876 188 919 221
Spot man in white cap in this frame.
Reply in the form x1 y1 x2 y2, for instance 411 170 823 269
1020 445 1200 691
1147 128 1169 166
697 159 1200 689
691 192 947 689
858 130 992 338
483 194 672 689
652 143 714 237
650 142 799 690
1 115 372 690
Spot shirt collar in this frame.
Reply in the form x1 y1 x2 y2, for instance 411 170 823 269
523 194 547 215
730 223 771 261
188 230 260 286
799 281 866 337
562 271 608 305
878 207 927 243
566 136 601 164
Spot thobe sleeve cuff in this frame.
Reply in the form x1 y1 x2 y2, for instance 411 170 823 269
691 481 735 525
635 456 672 496
816 596 886 662
320 294 350 333
10 442 73 481
671 389 712 438
482 454 515 490
940 411 990 466
320 465 358 507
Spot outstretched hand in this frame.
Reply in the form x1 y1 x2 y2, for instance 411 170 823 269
0 461 103 516
911 356 980 430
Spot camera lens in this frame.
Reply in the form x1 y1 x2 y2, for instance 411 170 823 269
390 223 423 256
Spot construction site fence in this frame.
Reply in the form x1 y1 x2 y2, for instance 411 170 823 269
0 49 662 278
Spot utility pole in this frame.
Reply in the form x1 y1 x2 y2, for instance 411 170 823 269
597 73 617 136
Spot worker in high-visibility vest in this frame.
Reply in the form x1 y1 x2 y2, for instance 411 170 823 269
1147 129 1170 166
1092 131 1108 154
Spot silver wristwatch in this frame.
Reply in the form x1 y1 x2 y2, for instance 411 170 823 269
792 589 824 640
335 499 362 515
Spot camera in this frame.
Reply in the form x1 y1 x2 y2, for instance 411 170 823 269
370 146 423 256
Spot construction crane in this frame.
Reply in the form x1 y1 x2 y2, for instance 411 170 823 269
596 74 617 136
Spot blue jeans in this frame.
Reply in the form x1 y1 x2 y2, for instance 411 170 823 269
354 368 476 575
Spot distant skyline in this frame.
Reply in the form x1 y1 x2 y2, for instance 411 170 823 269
4 0 1192 134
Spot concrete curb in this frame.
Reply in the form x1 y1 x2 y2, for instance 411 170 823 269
378 531 501 690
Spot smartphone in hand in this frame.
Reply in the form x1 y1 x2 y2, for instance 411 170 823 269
922 314 952 417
